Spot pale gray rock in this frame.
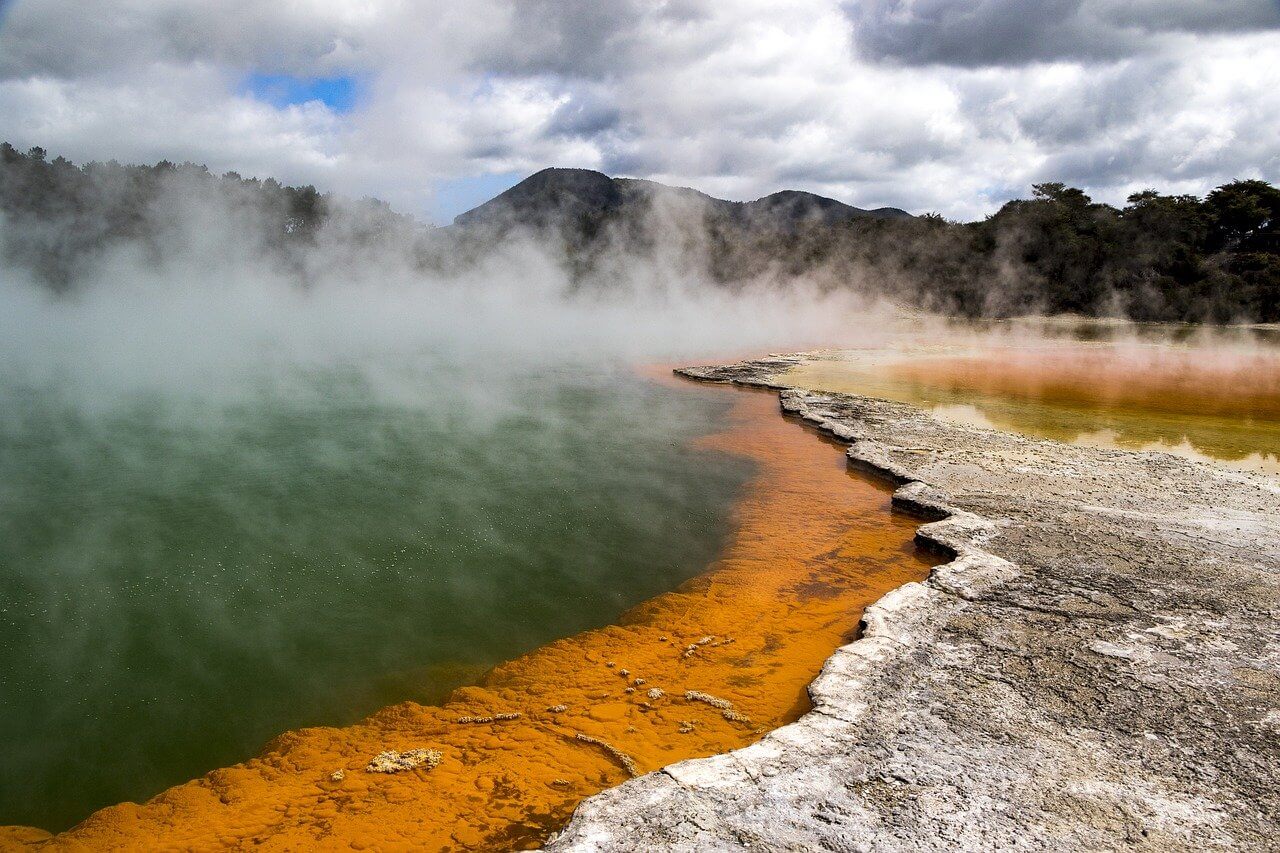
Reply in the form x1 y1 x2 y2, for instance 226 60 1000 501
544 357 1280 852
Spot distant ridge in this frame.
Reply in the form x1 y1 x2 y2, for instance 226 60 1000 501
453 167 911 232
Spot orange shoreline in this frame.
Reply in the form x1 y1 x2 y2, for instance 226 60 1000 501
2 375 933 852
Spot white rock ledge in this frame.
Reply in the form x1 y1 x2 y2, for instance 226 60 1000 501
543 356 1280 852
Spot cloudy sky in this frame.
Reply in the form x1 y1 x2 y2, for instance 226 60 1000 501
1 0 1278 223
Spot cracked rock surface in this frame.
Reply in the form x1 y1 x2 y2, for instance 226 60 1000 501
544 357 1280 852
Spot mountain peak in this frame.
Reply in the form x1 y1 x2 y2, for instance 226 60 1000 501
453 170 910 230
453 168 622 229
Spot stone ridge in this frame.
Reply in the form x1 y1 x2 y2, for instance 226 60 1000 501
452 168 910 230
543 356 1280 851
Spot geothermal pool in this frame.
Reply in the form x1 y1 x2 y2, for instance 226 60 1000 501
6 314 1276 848
1 364 934 850
0 360 761 831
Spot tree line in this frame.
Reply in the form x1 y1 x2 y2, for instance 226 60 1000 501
3 142 1277 322
732 179 1279 323
0 143 414 290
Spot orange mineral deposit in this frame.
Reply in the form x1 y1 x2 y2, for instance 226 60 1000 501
887 345 1280 421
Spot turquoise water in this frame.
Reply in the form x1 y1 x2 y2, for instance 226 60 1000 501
0 358 752 831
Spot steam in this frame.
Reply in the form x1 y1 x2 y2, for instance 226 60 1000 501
4 162 1277 437
0 166 902 413
3 170 875 829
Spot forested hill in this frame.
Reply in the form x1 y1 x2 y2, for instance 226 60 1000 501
903 180 1279 322
453 167 910 233
3 142 1278 323
449 168 1279 323
0 142 417 289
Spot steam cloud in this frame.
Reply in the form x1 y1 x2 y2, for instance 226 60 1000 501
0 168 897 408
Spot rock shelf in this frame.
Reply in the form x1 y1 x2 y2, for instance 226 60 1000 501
545 356 1280 852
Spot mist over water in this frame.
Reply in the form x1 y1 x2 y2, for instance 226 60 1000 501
0 352 760 830
0 183 893 831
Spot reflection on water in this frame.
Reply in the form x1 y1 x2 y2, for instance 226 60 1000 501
784 319 1280 476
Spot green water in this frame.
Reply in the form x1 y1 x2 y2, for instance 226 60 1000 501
0 359 752 831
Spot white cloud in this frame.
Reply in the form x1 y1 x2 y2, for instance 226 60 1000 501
845 0 1280 67
0 64 346 182
1 0 1278 222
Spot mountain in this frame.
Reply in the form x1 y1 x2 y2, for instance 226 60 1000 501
452 168 910 234
738 188 912 225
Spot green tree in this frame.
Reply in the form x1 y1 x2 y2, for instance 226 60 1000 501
1204 179 1280 249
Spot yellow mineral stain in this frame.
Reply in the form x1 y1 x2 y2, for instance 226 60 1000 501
787 341 1280 474
887 346 1280 421
1 376 933 852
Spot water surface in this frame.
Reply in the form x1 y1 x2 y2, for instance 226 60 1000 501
0 358 753 830
784 319 1280 476
13 378 933 852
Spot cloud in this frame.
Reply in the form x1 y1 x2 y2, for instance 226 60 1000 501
0 0 1278 223
0 65 346 183
845 0 1280 67
0 0 378 78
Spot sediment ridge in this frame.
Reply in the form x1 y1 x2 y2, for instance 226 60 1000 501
545 355 1280 851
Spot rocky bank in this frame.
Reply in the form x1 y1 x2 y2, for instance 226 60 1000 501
545 355 1280 851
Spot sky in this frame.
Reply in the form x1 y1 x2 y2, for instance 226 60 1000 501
1 0 1278 224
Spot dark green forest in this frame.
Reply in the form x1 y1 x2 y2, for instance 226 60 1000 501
0 142 416 289
3 143 1277 322
795 179 1280 322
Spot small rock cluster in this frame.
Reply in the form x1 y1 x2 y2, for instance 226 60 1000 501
365 749 442 774
456 712 522 723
